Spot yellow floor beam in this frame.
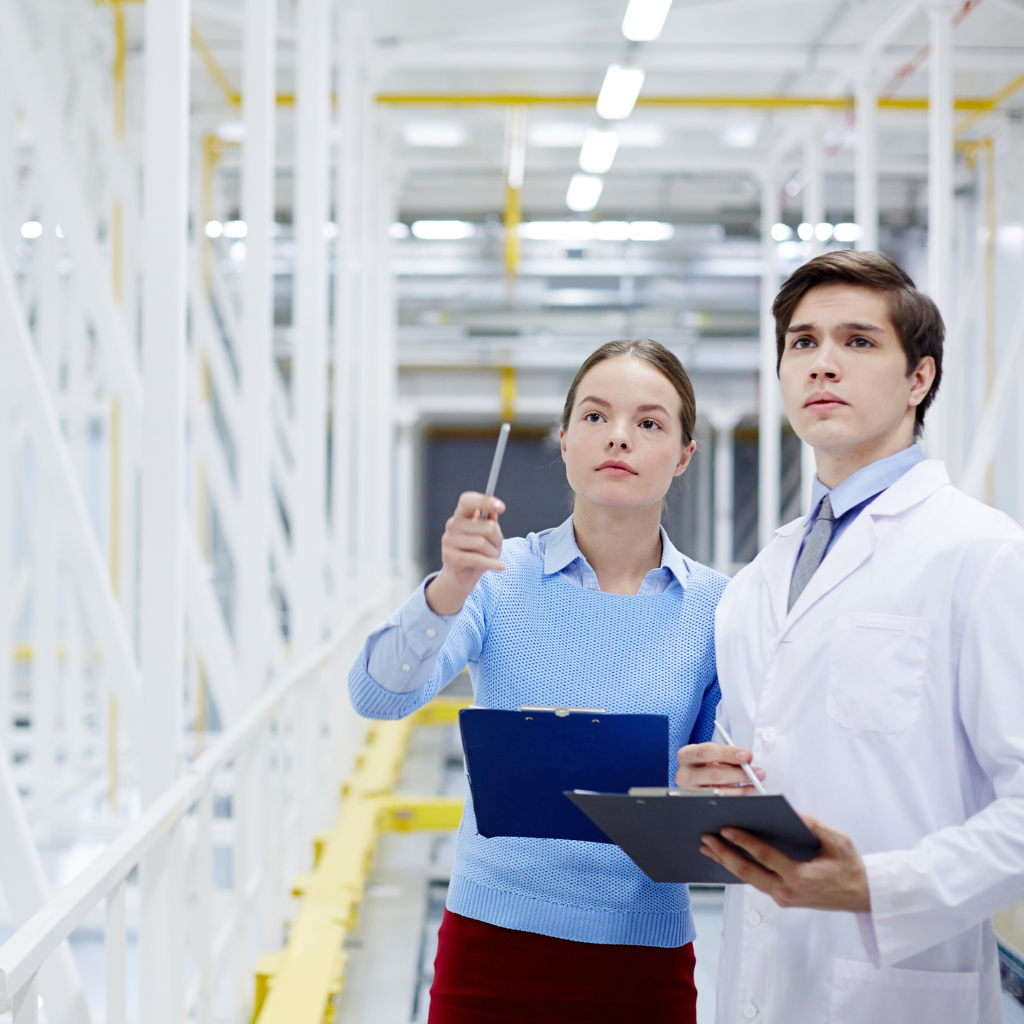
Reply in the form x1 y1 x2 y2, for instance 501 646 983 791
253 694 471 1024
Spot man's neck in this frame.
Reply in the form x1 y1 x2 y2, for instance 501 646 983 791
815 428 916 490
571 498 664 595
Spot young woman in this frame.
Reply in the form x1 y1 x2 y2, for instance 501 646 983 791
350 339 732 1023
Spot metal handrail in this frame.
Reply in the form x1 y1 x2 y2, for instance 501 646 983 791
0 596 385 1011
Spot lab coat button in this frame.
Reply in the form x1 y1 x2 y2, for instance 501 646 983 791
747 910 761 926
743 1003 758 1019
402 663 411 672
761 727 777 742
426 628 436 637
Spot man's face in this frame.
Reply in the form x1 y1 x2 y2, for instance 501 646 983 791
779 283 934 459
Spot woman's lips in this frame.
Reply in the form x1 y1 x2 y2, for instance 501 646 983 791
596 460 637 476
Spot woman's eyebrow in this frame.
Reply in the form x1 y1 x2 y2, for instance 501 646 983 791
637 403 670 415
578 395 611 408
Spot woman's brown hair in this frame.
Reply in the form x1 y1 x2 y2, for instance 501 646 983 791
560 339 697 445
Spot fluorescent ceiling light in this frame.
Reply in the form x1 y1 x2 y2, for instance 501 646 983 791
223 220 247 238
230 241 247 261
411 220 475 240
216 119 246 142
528 122 589 147
722 123 759 148
388 222 411 239
771 223 793 241
566 174 604 212
204 220 223 238
518 221 675 242
520 221 597 241
579 130 619 174
613 122 665 147
323 222 338 239
797 222 814 241
20 220 42 239
402 122 467 147
833 222 861 242
622 0 673 41
815 222 834 241
628 221 673 241
596 65 645 121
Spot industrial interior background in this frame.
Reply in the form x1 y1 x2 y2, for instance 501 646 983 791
2 0 1024 1021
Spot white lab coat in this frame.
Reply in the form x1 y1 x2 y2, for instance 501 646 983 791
713 460 1024 1024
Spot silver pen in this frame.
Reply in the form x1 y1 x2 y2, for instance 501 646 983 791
713 720 767 795
482 423 511 520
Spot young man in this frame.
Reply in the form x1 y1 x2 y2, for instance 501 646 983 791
677 250 1024 1024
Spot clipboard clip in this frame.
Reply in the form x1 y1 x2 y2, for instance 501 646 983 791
519 705 607 717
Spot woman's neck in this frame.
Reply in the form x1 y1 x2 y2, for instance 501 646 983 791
571 498 664 595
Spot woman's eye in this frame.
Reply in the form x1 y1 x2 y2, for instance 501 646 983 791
584 411 603 423
640 419 660 431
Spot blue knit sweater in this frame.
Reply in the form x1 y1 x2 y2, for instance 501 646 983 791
349 537 727 947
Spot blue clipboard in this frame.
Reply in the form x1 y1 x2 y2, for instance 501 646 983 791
458 707 670 843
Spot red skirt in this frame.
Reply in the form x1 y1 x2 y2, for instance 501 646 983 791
427 910 698 1024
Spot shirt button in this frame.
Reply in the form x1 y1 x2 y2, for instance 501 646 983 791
402 664 411 672
426 628 436 638
743 1003 758 1019
747 910 762 926
761 727 777 742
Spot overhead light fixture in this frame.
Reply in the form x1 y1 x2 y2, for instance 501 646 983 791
204 221 223 238
20 221 42 239
566 174 604 212
797 222 814 241
216 120 246 143
402 122 468 147
578 129 619 174
596 65 645 121
411 220 476 240
723 123 759 148
771 223 793 241
518 220 674 242
388 222 411 239
815 222 834 241
613 122 665 147
528 122 589 147
833 223 861 242
622 0 673 41
223 220 248 238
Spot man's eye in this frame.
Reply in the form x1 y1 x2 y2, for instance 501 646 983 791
793 337 815 349
849 336 873 348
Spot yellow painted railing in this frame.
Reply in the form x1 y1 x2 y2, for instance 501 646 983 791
252 695 468 1024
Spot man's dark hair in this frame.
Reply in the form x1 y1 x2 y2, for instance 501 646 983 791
772 250 944 437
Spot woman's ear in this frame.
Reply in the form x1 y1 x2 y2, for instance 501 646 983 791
560 426 568 464
673 440 697 477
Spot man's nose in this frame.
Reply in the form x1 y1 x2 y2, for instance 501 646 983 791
809 343 840 380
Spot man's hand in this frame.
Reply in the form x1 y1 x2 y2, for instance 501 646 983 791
700 813 871 912
676 742 766 795
426 492 506 616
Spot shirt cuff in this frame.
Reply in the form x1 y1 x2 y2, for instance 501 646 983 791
861 851 902 968
397 573 457 658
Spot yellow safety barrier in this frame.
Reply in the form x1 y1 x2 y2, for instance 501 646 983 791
252 694 470 1024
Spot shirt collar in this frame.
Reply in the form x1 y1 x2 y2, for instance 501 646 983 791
809 442 926 519
542 514 691 588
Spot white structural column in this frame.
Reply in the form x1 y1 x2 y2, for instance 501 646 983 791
291 0 331 655
927 2 954 317
236 0 277 988
855 65 879 252
138 0 189 1018
801 138 823 512
710 411 740 575
758 173 782 550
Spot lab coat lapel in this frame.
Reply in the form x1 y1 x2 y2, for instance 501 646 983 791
759 516 806 634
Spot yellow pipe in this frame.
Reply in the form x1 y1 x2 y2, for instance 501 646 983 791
956 69 1024 136
108 394 121 815
374 92 995 111
200 135 224 293
191 23 242 109
504 185 522 277
500 366 517 423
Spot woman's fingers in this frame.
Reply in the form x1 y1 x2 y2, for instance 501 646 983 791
454 491 505 519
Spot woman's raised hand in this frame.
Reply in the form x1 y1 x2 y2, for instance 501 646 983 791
425 492 506 616
675 742 766 795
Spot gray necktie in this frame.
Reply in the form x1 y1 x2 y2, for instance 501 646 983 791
788 495 835 611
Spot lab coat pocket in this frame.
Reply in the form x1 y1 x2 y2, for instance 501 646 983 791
829 959 978 1024
826 614 931 732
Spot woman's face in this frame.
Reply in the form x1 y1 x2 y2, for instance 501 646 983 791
560 355 694 512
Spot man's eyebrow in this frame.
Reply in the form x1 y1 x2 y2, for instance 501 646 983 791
785 321 886 333
577 395 611 408
637 403 671 415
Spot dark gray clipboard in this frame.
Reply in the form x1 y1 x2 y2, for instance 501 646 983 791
565 790 821 884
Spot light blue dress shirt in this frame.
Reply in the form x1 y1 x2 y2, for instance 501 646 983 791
802 442 926 561
366 515 691 694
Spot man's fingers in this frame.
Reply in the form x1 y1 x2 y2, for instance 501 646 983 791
718 827 794 874
701 835 781 890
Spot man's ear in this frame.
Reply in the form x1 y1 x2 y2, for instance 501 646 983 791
908 356 936 408
674 440 697 477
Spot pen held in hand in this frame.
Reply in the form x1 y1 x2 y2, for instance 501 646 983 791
482 422 511 521
713 720 767 795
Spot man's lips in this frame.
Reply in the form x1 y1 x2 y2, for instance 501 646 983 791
595 460 638 477
804 392 848 411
